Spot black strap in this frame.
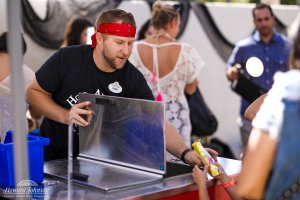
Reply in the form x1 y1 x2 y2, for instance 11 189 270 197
180 148 193 164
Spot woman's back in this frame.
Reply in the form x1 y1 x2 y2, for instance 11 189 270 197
137 35 181 78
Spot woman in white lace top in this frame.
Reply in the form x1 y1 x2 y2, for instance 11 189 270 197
129 1 204 159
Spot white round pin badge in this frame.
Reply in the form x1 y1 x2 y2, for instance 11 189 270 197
108 82 122 93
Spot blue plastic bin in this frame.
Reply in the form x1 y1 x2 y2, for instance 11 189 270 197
0 131 50 187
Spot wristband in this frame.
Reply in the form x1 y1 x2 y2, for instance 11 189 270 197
180 148 193 164
223 179 236 189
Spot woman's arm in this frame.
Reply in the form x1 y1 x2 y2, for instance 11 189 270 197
244 93 267 122
184 79 198 95
236 128 277 199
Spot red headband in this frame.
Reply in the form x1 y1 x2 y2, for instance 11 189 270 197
91 23 136 48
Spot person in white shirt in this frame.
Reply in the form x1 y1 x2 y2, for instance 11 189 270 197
0 32 35 137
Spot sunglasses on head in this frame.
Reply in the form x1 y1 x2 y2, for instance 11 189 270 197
173 4 182 13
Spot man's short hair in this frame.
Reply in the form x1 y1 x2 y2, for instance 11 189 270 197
0 32 27 55
95 9 136 27
252 3 274 19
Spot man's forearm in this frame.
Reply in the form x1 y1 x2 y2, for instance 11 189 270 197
26 88 69 125
164 120 190 159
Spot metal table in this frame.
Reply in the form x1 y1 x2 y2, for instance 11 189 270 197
0 157 241 199
49 157 240 199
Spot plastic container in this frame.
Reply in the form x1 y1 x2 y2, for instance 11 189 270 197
0 131 50 187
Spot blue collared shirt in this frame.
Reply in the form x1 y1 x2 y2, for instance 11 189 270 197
227 30 292 116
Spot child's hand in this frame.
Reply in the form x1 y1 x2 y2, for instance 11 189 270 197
210 163 232 183
205 162 225 178
192 165 209 186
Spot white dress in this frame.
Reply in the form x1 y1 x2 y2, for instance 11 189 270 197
0 64 35 138
130 41 204 151
0 64 34 95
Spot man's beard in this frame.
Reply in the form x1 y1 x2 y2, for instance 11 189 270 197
102 46 126 71
102 51 118 70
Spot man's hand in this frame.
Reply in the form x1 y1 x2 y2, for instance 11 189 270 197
206 148 218 162
226 64 241 81
67 101 93 126
184 148 218 166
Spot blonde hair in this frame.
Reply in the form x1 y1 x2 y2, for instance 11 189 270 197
152 1 179 30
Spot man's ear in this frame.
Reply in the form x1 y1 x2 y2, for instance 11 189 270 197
96 32 102 42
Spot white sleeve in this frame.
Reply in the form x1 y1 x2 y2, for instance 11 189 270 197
0 84 11 96
22 64 35 90
128 43 139 67
183 44 205 83
252 70 300 140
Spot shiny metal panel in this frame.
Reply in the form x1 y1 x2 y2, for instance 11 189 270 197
44 158 162 192
78 93 166 174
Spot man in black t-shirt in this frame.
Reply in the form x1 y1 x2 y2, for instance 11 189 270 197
26 9 217 165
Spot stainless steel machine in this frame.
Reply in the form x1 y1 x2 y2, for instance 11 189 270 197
45 93 166 191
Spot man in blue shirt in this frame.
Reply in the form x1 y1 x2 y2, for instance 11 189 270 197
226 3 292 150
